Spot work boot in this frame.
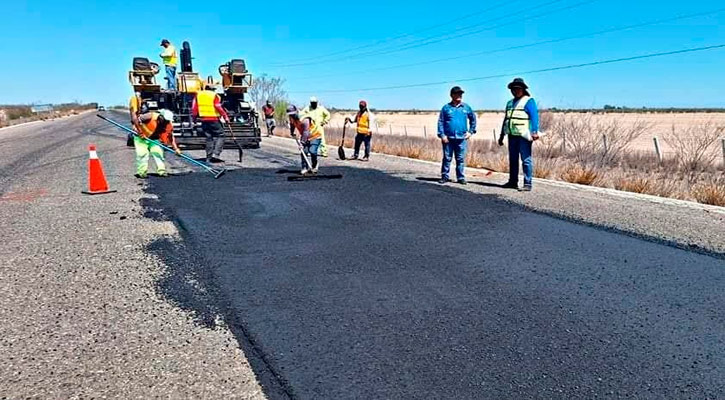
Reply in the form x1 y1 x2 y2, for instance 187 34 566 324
312 167 318 174
502 181 518 189
457 179 468 185
518 185 532 192
210 157 224 164
134 173 147 179
362 156 369 162
438 177 450 184
301 168 309 175
351 154 359 160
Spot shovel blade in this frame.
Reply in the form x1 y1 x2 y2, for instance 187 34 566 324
338 146 346 160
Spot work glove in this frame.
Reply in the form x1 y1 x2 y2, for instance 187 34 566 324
498 136 505 146
174 148 182 155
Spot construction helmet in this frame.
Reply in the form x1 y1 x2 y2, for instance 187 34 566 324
158 109 174 121
309 96 318 103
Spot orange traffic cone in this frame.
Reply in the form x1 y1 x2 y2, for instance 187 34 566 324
82 144 117 195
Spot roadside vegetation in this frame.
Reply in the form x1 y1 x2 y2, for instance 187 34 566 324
0 103 97 128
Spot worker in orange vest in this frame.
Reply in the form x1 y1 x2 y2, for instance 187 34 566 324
288 105 322 174
134 109 180 178
192 85 230 163
345 100 375 161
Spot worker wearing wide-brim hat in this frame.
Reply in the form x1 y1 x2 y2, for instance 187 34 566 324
498 77 540 192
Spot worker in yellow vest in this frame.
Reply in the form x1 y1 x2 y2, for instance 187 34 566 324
345 100 375 161
128 92 146 147
192 85 230 163
498 77 540 192
288 105 322 174
134 109 180 178
159 39 177 91
302 96 330 157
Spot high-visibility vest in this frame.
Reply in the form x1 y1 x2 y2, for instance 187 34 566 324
161 45 177 67
140 113 173 145
503 96 531 139
357 111 371 135
196 91 219 118
293 117 321 141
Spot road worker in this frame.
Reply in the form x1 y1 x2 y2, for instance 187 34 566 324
262 100 276 136
134 109 180 178
437 86 477 185
345 100 375 161
288 104 322 175
159 39 178 91
302 96 330 157
498 77 540 192
128 92 145 147
192 85 230 163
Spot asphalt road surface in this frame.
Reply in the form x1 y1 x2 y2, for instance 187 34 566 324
1 112 724 399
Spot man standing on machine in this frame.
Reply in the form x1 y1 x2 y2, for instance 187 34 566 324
159 39 178 91
192 85 230 163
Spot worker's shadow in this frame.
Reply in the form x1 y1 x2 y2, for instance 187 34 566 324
415 177 508 188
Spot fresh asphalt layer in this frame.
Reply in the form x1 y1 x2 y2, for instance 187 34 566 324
2 112 724 399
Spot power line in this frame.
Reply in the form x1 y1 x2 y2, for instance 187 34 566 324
302 7 725 81
269 0 516 67
272 0 579 68
288 43 725 94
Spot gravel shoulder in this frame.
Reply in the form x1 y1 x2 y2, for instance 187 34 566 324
0 114 265 398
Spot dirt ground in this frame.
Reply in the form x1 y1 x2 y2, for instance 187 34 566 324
329 111 725 155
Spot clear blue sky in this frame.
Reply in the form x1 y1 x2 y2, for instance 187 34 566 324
1 0 723 109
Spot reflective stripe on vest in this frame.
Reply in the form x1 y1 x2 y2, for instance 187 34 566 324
504 96 531 138
357 111 371 135
197 91 219 118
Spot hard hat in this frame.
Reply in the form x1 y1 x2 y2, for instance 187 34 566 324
158 109 174 121
286 104 299 115
309 96 318 103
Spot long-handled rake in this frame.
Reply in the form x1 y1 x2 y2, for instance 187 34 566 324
97 114 226 179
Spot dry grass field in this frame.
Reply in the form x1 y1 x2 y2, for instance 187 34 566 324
315 111 725 206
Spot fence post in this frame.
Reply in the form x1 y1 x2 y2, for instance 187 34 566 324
493 129 496 141
404 125 408 137
721 138 725 168
423 125 427 138
653 137 662 163
389 124 392 135
602 134 608 154
561 131 567 154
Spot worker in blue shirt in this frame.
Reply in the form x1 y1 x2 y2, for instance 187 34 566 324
498 78 540 191
437 86 477 185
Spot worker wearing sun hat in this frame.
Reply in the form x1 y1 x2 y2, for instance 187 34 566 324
345 100 375 161
288 104 323 174
498 77 540 191
302 96 330 157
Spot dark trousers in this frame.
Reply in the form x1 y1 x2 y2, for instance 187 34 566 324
354 133 371 158
201 120 225 159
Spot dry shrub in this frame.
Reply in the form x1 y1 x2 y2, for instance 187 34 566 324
534 158 557 179
550 114 650 166
690 176 725 206
614 177 653 194
664 122 722 181
561 165 599 185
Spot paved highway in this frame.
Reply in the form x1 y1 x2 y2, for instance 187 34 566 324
1 112 723 399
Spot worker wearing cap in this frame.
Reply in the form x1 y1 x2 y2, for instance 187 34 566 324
345 100 375 161
192 85 230 163
159 39 177 91
288 105 322 174
437 86 477 185
134 109 180 178
262 100 276 136
498 77 539 191
302 96 330 157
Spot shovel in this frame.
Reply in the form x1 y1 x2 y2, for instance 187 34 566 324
338 120 349 160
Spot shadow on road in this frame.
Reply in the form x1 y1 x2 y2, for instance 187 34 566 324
138 162 725 399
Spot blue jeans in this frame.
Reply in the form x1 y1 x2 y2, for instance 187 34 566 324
508 135 533 186
302 138 322 169
165 65 177 90
441 138 467 180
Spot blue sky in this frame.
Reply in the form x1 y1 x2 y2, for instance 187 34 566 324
1 0 723 109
